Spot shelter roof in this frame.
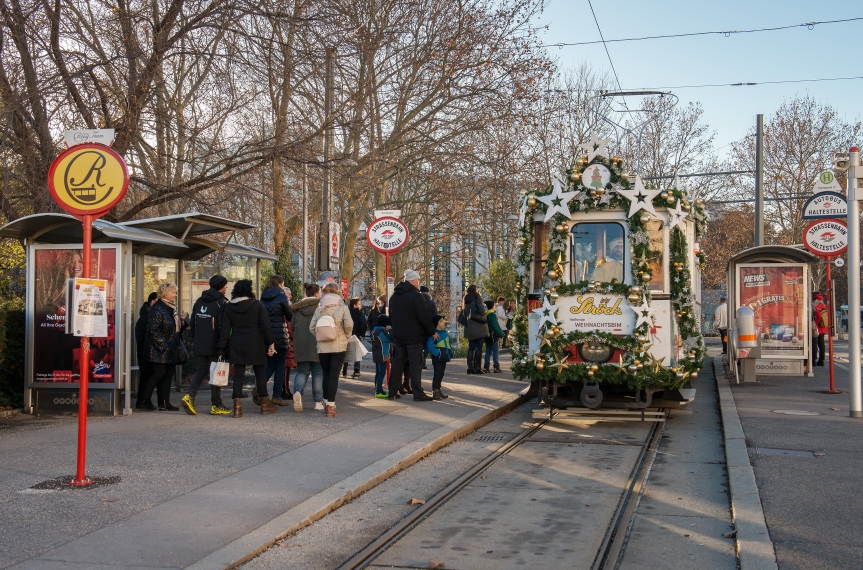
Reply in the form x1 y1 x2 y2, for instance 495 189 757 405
119 212 255 238
727 244 819 268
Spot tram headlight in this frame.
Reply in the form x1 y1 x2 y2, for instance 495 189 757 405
579 342 612 363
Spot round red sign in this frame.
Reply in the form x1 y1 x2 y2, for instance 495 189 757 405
803 218 848 259
366 216 409 254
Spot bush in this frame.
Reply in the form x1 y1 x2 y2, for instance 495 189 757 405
0 310 25 407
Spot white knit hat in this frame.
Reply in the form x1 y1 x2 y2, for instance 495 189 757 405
404 269 420 281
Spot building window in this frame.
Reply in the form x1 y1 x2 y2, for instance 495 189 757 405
644 220 665 292
570 222 626 284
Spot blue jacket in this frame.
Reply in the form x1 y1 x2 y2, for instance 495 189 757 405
371 326 394 363
427 329 453 360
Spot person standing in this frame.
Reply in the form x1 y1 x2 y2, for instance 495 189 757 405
495 296 509 349
261 276 293 405
388 269 436 401
310 283 353 416
714 295 728 355
290 283 323 412
368 296 385 334
182 276 230 415
483 300 505 373
134 292 158 409
460 284 488 374
371 315 394 398
218 280 277 416
427 315 453 400
812 292 829 367
141 283 187 411
342 298 367 379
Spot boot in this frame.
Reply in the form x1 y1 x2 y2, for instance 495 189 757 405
475 351 484 374
401 376 413 395
252 386 261 406
260 396 279 415
433 388 449 400
233 398 243 418
271 397 290 406
466 350 476 374
482 365 490 373
493 366 502 373
159 400 179 411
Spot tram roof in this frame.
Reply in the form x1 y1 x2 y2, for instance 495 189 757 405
726 244 819 267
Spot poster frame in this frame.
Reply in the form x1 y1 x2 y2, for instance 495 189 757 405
26 243 124 389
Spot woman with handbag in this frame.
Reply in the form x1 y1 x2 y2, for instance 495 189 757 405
141 283 187 411
460 284 488 374
309 283 353 417
218 280 277 417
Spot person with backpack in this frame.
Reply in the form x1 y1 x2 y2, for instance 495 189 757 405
181 276 230 415
342 298 367 379
290 283 323 412
309 282 353 417
458 284 487 374
812 292 829 367
427 315 453 400
483 300 505 373
217 280 277 417
371 315 394 398
261 275 292 405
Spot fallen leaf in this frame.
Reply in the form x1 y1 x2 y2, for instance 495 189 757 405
684 534 690 537
480 476 487 479
408 498 425 505
429 560 445 569
101 497 117 503
723 530 738 538
814 452 826 457
830 408 840 411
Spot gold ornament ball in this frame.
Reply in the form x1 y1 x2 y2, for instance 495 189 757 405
675 266 684 273
691 371 699 379
550 290 559 301
612 156 621 163
595 187 606 196
637 335 648 343
666 195 676 205
629 285 642 294
671 367 679 373
527 195 538 207
682 203 691 211
554 223 565 234
620 172 629 180
628 364 638 373
627 293 641 303
590 364 599 372
515 282 521 290
587 283 596 292
633 359 641 366
660 191 668 199
535 360 545 371
570 171 581 182
587 369 594 377
636 363 643 370
641 273 653 283
639 213 651 224
547 269 559 279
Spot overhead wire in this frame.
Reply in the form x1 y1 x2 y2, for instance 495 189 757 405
541 16 863 48
621 75 863 90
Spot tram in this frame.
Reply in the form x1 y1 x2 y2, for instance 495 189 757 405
510 137 707 409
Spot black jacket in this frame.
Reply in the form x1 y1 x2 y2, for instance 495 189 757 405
135 303 150 364
145 300 186 364
289 297 320 362
190 288 227 356
349 306 368 339
389 281 434 345
261 285 292 350
422 292 438 319
217 298 276 366
368 308 383 332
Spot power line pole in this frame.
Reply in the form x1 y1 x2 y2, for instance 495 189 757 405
848 146 861 417
318 48 333 272
302 163 309 282
755 114 764 246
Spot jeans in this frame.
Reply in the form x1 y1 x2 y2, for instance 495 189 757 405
294 361 323 402
484 337 500 368
390 342 425 395
468 338 484 352
231 364 267 400
265 347 288 399
188 354 222 405
431 356 446 390
320 352 346 403
374 362 387 394
719 328 728 354
144 363 175 403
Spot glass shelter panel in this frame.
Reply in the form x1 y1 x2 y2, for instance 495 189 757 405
570 222 626 284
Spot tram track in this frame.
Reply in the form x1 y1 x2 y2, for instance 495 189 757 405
335 409 666 570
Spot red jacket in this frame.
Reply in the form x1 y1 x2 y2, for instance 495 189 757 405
813 301 829 335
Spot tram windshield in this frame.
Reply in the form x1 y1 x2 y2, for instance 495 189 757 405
570 222 626 283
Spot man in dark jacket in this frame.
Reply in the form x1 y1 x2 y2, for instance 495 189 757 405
388 269 437 401
134 292 158 407
182 275 229 415
342 298 368 378
261 276 292 404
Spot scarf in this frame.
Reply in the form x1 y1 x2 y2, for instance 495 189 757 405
162 299 180 333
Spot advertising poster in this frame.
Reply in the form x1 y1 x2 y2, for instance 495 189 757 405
72 278 108 337
33 247 117 383
737 264 806 357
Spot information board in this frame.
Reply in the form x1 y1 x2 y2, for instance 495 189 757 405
736 264 807 358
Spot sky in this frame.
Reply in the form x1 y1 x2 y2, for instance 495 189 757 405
537 0 862 157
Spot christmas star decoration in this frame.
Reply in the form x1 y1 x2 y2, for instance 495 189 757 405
536 330 554 350
548 353 570 374
531 295 558 330
614 176 661 218
516 264 526 277
610 354 629 376
667 201 689 230
629 300 655 329
517 193 530 227
598 190 613 205
537 177 578 222
551 252 567 275
531 353 547 367
682 336 701 353
649 353 666 373
577 133 612 162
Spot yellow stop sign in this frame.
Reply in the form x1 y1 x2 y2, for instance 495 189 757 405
48 143 129 216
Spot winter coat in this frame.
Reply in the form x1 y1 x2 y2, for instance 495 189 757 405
486 308 505 339
495 305 508 331
217 298 275 366
310 294 353 353
285 320 297 368
422 292 438 320
389 281 435 345
461 293 489 341
368 308 384 333
135 303 150 364
371 326 394 363
145 299 186 364
427 329 453 361
713 302 728 330
290 297 320 363
261 285 292 350
190 288 227 356
349 306 368 339
813 301 829 335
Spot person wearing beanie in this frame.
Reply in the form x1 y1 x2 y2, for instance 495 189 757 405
388 269 436 401
812 292 828 367
182 275 231 416
316 270 338 288
371 314 394 398
426 315 453 400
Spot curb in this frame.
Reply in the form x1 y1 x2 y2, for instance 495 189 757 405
712 357 778 570
0 408 21 418
187 391 528 570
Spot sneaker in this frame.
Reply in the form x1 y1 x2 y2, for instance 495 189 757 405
181 394 197 416
293 391 303 412
375 392 389 399
210 404 231 415
314 401 325 411
433 389 449 400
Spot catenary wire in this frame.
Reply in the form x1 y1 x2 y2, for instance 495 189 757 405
619 75 863 90
541 16 863 48
586 0 629 114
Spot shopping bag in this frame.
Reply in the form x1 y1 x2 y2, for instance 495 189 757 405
347 335 369 362
209 358 230 386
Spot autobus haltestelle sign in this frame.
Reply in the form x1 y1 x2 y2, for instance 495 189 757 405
803 218 848 258
366 216 409 254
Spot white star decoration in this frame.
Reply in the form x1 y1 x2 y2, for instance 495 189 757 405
614 176 661 218
518 194 530 227
532 295 559 330
667 201 689 230
630 300 656 330
537 177 578 222
577 133 612 162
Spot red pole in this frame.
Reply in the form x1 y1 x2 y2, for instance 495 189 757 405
385 252 390 388
826 260 839 394
71 215 93 486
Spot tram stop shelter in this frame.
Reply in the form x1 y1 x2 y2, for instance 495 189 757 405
0 212 277 416
726 244 819 382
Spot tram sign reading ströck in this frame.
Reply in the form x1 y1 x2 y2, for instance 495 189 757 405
366 216 409 254
802 191 848 219
803 218 849 258
47 143 130 216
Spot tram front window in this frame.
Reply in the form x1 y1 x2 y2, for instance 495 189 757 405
570 222 626 284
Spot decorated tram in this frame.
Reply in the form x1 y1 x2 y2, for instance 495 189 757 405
510 135 708 409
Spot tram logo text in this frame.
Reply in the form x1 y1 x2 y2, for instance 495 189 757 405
569 296 623 316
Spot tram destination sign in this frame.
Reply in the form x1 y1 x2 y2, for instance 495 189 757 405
802 191 847 219
366 216 409 254
803 218 848 259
